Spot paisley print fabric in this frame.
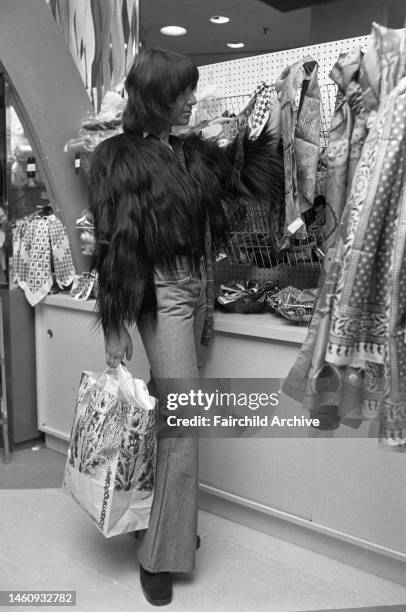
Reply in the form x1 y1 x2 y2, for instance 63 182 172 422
283 24 406 449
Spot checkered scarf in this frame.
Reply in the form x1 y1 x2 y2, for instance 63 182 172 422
48 215 76 288
12 213 75 306
241 82 275 138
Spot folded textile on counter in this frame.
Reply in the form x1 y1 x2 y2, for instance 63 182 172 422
216 280 279 313
267 286 317 324
70 272 98 301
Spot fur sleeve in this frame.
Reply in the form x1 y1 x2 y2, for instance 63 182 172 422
182 128 284 203
88 134 155 337
235 128 285 203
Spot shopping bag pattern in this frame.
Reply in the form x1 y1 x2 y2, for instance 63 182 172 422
64 368 156 537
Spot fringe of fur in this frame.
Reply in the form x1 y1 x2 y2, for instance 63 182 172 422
182 128 284 204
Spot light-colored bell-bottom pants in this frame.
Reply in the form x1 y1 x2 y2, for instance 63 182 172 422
136 256 207 573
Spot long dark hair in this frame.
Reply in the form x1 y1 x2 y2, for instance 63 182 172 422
122 48 199 136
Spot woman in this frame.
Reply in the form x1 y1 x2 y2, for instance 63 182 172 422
89 47 283 606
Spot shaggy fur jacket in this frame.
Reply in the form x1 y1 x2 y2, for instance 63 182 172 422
88 129 284 336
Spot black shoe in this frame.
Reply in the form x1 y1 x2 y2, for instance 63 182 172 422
140 565 172 606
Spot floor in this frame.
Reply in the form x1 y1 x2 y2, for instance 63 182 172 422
1 443 406 612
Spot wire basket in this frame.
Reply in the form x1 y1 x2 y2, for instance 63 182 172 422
209 81 337 294
215 229 324 293
195 93 252 124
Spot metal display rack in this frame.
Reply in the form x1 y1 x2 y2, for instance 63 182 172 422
209 82 334 292
199 36 371 293
215 229 324 293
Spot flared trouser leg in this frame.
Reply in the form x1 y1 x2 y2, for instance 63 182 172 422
136 259 206 572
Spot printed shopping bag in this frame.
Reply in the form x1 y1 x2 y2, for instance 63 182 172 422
63 365 156 537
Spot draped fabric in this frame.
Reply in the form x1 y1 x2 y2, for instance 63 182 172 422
282 24 406 449
275 56 321 240
323 49 367 247
241 82 276 140
12 216 53 306
12 213 76 306
47 0 139 107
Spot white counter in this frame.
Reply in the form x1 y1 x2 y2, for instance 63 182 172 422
41 292 308 342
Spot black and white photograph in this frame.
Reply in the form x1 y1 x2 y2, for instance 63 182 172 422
0 0 406 610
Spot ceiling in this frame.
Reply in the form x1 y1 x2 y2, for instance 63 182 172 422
139 0 314 66
139 0 404 67
259 0 331 11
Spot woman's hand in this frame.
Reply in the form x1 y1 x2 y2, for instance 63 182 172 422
105 327 133 368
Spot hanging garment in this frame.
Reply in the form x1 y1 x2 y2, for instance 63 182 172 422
276 56 321 240
13 216 53 306
48 214 76 288
326 77 406 440
282 24 406 447
360 22 406 116
324 23 406 250
323 49 366 247
263 90 290 257
283 73 406 447
12 212 76 306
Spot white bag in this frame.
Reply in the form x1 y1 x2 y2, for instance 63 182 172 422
63 365 156 537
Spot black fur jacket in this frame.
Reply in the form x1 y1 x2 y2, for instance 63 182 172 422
88 129 284 336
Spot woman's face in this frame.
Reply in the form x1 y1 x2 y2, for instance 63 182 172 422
168 86 197 126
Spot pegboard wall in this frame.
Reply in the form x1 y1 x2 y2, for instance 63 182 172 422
214 262 321 292
197 35 371 96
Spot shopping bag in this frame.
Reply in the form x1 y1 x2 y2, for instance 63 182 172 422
63 364 156 537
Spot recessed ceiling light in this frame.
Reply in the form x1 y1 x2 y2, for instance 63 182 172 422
227 42 245 48
160 25 187 36
210 15 230 24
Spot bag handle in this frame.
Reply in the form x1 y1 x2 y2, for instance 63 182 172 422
99 364 155 410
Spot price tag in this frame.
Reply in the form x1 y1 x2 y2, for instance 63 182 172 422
287 217 305 235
